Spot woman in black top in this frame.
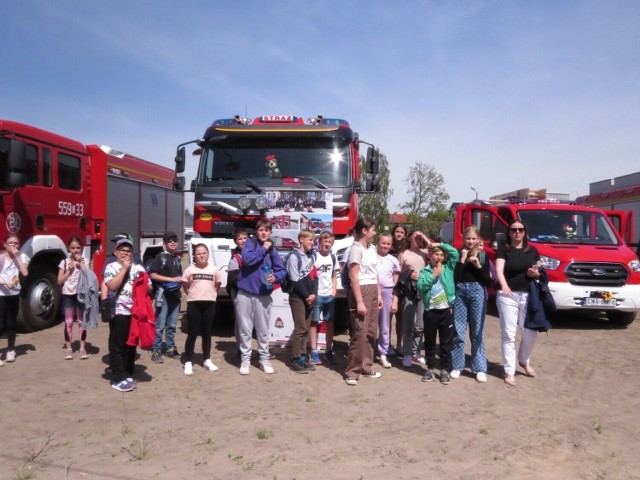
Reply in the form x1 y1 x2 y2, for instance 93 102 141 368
495 221 541 386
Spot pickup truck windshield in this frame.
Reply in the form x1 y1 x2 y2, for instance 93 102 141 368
198 137 351 188
519 209 620 245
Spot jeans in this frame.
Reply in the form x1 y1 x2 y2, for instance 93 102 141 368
451 282 487 373
312 295 335 322
152 292 181 352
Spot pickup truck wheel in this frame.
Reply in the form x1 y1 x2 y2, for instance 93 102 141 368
19 266 61 332
607 311 636 326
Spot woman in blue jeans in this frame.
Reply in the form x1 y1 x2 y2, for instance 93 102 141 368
451 227 492 383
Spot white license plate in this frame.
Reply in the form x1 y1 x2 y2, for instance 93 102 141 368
583 297 615 306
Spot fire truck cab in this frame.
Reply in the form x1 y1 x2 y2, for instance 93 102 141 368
1 120 183 331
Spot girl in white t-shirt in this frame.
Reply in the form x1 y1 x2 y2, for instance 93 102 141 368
58 237 88 360
344 218 382 386
0 234 29 365
181 243 222 375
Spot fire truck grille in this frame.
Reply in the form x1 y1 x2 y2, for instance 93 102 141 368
565 262 628 287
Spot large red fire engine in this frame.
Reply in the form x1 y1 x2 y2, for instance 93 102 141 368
440 197 640 325
173 114 379 327
0 120 184 331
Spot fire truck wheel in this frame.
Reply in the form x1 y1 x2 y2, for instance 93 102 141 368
606 311 636 327
19 266 61 332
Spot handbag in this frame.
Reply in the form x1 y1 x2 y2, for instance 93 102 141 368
100 266 131 322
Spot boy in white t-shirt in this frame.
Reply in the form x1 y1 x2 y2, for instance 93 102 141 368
309 231 338 365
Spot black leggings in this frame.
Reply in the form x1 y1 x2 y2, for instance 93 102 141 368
0 295 19 350
184 301 216 363
109 314 136 383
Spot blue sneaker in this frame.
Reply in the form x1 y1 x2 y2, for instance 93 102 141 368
310 350 322 365
324 348 337 365
111 380 135 392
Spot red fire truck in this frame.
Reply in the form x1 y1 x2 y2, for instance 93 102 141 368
440 199 640 325
0 120 184 331
173 114 379 302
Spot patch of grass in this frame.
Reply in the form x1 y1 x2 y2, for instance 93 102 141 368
122 434 149 461
14 468 34 480
305 396 316 403
594 423 603 434
266 454 286 467
479 427 489 435
228 450 254 470
256 429 271 440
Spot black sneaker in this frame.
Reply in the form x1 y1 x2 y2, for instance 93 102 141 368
290 359 309 374
422 369 434 382
300 356 316 371
151 351 164 364
165 349 180 359
440 370 451 385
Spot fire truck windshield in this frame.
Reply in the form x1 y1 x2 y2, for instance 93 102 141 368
198 137 351 188
519 209 621 245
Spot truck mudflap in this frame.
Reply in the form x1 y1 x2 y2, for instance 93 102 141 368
548 282 640 312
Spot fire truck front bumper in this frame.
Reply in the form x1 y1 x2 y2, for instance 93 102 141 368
549 282 640 312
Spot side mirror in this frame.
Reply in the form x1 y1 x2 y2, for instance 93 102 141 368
175 147 186 174
5 140 27 188
7 139 26 171
365 147 379 175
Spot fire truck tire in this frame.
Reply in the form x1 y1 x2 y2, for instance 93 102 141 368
606 311 636 326
19 266 61 332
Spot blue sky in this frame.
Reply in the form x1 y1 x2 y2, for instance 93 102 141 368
2 1 639 210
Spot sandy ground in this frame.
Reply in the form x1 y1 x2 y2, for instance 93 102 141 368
1 305 639 480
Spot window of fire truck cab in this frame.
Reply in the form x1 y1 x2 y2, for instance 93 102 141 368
518 210 620 245
198 138 351 187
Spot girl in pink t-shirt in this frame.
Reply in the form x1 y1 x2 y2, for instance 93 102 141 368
57 237 88 360
181 244 222 375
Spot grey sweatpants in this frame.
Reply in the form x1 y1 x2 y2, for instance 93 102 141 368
235 290 272 362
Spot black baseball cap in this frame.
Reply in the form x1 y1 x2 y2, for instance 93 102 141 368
163 231 179 243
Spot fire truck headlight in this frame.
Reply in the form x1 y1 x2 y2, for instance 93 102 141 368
629 258 640 273
255 195 268 210
238 196 251 210
540 255 560 271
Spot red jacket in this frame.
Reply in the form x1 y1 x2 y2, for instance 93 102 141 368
127 272 156 349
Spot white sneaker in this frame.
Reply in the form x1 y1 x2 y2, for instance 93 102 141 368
379 355 392 369
203 359 219 372
184 362 193 376
6 350 16 362
239 360 251 375
450 369 461 379
402 355 413 368
412 355 426 365
260 359 275 374
476 372 488 383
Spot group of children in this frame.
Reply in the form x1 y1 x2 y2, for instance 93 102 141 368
342 219 493 386
1 217 498 391
227 221 339 376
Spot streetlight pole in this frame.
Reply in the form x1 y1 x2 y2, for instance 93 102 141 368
471 186 478 201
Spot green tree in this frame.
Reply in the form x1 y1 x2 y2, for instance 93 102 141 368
400 161 451 237
359 151 393 232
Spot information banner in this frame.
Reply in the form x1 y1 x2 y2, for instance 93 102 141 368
265 190 333 346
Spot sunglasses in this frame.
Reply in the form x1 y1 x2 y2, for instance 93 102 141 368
510 227 525 233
